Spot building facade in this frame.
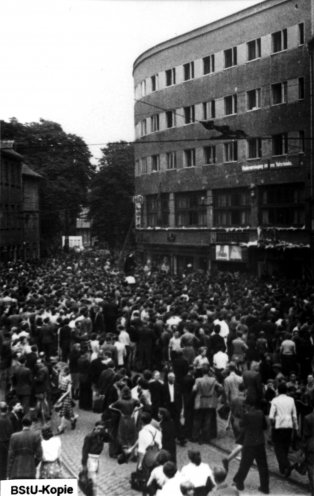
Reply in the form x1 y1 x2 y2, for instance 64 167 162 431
0 142 41 262
133 0 314 276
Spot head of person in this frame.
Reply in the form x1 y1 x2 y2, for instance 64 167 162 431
278 382 287 395
155 449 172 466
180 481 195 496
141 412 152 425
0 402 8 415
121 386 131 400
158 407 170 422
22 416 32 428
214 324 221 334
213 466 227 485
11 401 23 415
201 364 210 376
188 449 202 466
307 375 314 386
41 425 53 440
94 421 105 435
167 372 175 385
163 461 177 479
153 370 161 381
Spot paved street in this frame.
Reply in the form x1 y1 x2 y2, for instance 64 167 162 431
55 409 309 496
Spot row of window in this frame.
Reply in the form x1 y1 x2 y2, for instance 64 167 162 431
137 78 304 137
136 23 305 98
144 185 305 228
135 132 304 175
0 162 21 187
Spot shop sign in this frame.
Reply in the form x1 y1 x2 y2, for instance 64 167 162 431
242 160 292 172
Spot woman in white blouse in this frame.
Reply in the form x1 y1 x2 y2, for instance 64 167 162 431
39 425 62 479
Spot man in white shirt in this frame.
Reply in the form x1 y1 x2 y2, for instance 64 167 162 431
269 382 298 477
137 412 162 470
213 350 229 372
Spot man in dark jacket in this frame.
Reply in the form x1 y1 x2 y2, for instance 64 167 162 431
7 416 42 479
11 356 33 414
81 421 105 495
233 399 269 494
302 398 314 495
242 361 264 406
0 402 13 480
162 371 185 444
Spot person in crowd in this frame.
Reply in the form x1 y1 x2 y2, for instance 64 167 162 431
158 461 182 496
56 365 78 434
211 466 239 496
81 421 106 496
162 371 185 445
0 401 13 480
9 401 24 433
192 364 222 443
39 425 62 479
7 416 42 479
158 407 177 463
302 395 314 495
242 361 264 406
146 450 172 495
232 399 269 494
180 449 215 496
11 355 33 414
269 381 298 477
109 385 140 455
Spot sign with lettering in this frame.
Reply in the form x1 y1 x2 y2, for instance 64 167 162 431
216 245 229 261
242 160 293 172
215 245 243 262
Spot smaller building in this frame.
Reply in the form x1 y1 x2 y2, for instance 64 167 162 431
0 141 41 262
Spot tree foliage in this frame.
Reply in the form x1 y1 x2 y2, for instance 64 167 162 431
1 118 94 253
89 141 134 250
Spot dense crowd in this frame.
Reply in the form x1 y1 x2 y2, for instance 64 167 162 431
0 252 314 495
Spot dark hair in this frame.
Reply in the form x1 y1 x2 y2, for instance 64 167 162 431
22 416 32 427
41 425 53 440
158 407 170 421
188 449 201 466
163 461 177 478
156 450 171 466
141 412 152 425
278 382 287 395
213 466 227 484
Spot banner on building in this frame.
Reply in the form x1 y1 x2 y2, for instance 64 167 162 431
215 245 243 262
62 236 83 250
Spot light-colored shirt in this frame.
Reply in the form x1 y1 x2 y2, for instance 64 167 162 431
138 424 162 455
159 473 183 496
147 465 169 495
168 383 175 403
269 394 298 430
41 436 61 462
213 351 229 370
180 462 215 488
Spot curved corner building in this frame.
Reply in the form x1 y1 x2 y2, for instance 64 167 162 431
133 0 313 276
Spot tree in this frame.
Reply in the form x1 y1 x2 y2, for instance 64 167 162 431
1 118 94 253
89 141 134 250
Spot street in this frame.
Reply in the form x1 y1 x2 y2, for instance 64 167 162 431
57 409 309 496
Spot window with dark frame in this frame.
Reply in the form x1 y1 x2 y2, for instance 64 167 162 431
151 154 160 172
175 191 207 227
203 54 215 74
224 94 237 115
298 77 305 100
247 88 261 110
141 157 148 174
247 138 262 158
184 105 195 124
259 184 305 226
299 23 304 45
166 151 177 170
146 194 169 227
213 188 251 227
272 29 287 53
272 133 288 155
271 82 287 105
184 148 196 167
203 145 216 164
247 38 261 60
183 61 195 81
224 142 238 162
224 47 237 68
151 114 160 132
165 68 176 86
166 110 176 128
151 74 158 92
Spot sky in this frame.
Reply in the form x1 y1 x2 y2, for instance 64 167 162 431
1 0 261 162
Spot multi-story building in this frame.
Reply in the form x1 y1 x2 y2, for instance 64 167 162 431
133 0 314 276
0 141 41 262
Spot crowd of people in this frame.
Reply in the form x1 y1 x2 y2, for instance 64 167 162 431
0 252 314 495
